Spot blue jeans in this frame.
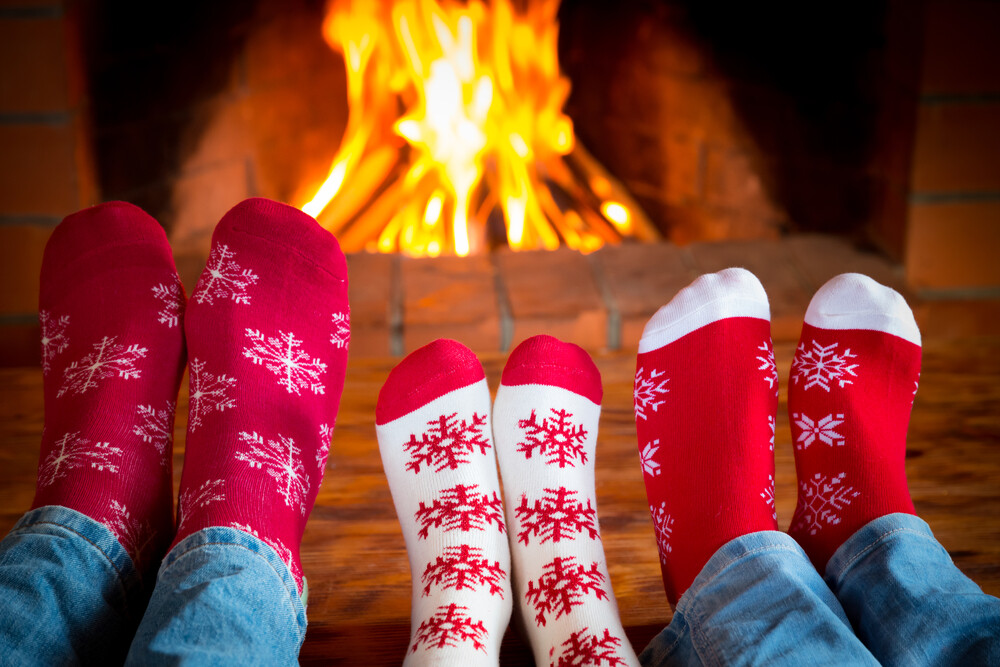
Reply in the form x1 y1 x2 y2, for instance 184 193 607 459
0 506 306 665
640 513 1000 666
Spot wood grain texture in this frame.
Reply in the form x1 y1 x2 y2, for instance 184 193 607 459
1 338 998 665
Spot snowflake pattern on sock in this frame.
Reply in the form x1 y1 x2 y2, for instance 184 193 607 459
411 603 488 654
761 474 776 521
757 340 779 396
549 628 626 667
38 432 122 487
235 431 310 515
133 401 175 461
793 413 846 449
177 478 225 529
516 408 588 468
515 486 600 545
58 335 147 398
791 472 859 536
414 483 505 539
525 556 608 626
330 310 350 349
152 278 184 328
317 423 334 473
639 439 661 478
39 311 70 375
230 522 301 583
192 244 259 306
244 329 327 396
104 499 154 568
792 340 859 392
634 367 668 420
404 412 490 474
187 358 237 431
767 414 776 451
421 543 506 598
649 501 673 564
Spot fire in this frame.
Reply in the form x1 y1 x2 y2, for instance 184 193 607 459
301 0 658 256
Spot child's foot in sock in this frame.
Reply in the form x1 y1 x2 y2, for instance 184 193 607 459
173 198 349 592
33 202 187 576
376 339 511 664
494 335 638 667
788 273 921 570
635 268 778 604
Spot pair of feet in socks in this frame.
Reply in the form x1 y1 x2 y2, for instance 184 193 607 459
635 268 921 603
34 198 349 592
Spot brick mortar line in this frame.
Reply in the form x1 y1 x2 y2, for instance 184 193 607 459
0 215 61 227
0 313 39 326
586 252 621 351
388 255 403 357
490 254 513 353
909 192 1000 204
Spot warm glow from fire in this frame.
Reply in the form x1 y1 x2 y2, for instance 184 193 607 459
301 0 658 256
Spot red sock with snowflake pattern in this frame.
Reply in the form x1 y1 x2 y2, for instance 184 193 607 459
634 268 778 605
172 198 349 593
788 273 920 570
32 201 186 577
494 335 638 667
376 339 511 664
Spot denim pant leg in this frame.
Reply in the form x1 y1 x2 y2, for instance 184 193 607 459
640 530 878 667
826 513 1000 666
125 526 307 666
0 506 145 665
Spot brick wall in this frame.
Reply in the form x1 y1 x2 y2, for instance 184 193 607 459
0 2 98 365
905 0 1000 294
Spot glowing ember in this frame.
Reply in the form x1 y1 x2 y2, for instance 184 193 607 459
301 0 658 256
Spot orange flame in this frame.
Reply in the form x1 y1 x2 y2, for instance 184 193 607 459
302 0 657 256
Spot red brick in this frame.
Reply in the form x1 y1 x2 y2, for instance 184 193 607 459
345 252 393 328
785 234 910 296
168 159 250 254
0 323 40 367
911 103 1000 193
917 299 1000 338
921 0 1000 95
497 248 607 351
905 201 1000 289
0 224 51 315
0 121 83 216
0 17 69 113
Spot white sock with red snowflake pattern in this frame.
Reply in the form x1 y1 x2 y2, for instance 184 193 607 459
788 273 921 570
493 335 638 667
376 339 512 665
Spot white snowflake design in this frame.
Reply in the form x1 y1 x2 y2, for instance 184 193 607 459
243 329 327 396
649 501 673 564
792 340 859 392
235 431 311 515
39 311 70 375
104 499 155 569
757 340 779 396
639 439 661 478
767 414 775 452
793 413 846 450
178 479 225 529
192 243 259 305
330 310 350 349
152 278 184 328
133 401 176 463
634 367 669 421
39 432 122 487
791 472 859 536
58 336 148 398
187 358 237 431
761 474 776 521
230 522 301 583
317 423 334 473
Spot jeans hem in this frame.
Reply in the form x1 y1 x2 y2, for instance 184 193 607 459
823 513 937 588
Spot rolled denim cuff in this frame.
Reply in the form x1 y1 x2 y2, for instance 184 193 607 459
824 512 937 587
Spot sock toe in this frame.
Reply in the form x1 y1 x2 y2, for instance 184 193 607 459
500 335 602 404
805 273 920 346
639 267 770 353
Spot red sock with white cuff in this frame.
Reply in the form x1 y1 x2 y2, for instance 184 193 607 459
788 273 921 570
172 198 350 593
634 268 778 604
33 201 187 576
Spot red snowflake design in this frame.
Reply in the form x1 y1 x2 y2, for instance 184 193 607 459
526 556 608 626
414 483 506 539
411 603 488 654
517 408 589 468
404 412 490 474
421 543 506 598
515 486 599 545
549 628 626 667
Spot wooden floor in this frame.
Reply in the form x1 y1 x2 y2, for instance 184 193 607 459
1 337 999 665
